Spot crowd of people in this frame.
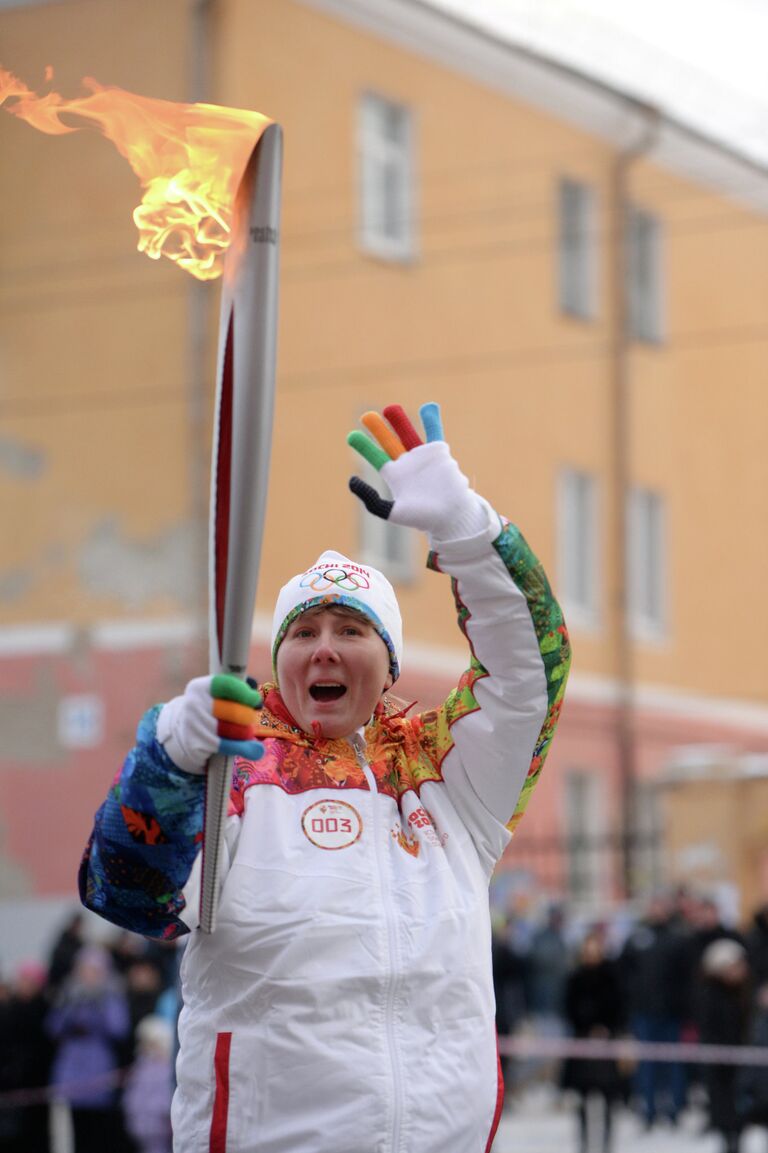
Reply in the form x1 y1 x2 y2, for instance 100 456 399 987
5 891 768 1153
0 912 179 1153
493 888 768 1153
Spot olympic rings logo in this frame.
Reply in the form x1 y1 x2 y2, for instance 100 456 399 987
299 567 371 593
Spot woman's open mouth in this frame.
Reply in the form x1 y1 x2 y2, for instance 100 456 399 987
309 683 347 702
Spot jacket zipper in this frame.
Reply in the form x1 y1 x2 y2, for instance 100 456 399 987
350 732 404 1153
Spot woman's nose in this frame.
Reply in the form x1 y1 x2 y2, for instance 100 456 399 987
311 635 340 661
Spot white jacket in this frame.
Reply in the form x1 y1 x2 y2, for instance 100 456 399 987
82 511 570 1153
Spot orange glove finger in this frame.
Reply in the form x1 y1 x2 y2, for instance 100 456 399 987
361 411 406 460
213 699 258 727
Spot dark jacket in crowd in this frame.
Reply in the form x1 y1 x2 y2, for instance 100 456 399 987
698 971 751 1142
619 915 691 1021
0 987 54 1153
560 958 625 1099
745 906 768 989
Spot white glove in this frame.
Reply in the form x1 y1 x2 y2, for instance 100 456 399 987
347 402 491 544
156 674 264 774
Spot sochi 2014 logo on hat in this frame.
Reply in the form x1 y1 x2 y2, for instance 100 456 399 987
299 565 371 594
301 799 363 850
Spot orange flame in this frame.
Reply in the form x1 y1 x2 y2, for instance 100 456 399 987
0 67 271 281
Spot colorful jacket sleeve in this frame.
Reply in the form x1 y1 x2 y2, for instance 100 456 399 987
78 706 206 940
414 503 571 869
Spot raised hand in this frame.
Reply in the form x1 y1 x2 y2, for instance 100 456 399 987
347 402 486 542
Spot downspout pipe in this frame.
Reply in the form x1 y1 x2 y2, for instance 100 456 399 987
610 105 659 898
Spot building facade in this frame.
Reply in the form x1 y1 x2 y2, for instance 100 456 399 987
2 0 768 956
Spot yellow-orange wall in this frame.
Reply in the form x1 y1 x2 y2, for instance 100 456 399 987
2 0 768 713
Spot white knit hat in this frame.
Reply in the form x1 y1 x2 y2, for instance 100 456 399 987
271 550 403 682
701 938 747 976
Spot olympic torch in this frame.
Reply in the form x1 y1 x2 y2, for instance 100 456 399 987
201 123 283 933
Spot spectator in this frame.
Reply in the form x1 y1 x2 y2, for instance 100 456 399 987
122 959 165 1064
47 910 85 992
697 938 751 1153
526 904 570 1034
745 903 768 990
492 914 527 1101
123 1015 174 1153
0 960 54 1153
619 891 688 1126
561 929 625 1153
46 944 131 1153
738 979 768 1132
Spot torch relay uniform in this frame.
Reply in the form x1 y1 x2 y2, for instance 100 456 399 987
80 415 570 1153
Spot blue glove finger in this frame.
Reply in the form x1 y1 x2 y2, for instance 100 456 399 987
218 738 265 761
419 402 444 443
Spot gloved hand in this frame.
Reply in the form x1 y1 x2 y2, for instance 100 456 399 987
347 402 489 543
156 674 265 774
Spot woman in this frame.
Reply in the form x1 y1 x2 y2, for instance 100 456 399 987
80 402 571 1153
561 930 626 1153
46 945 130 1153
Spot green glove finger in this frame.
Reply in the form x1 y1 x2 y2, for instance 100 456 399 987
210 673 262 709
347 430 390 472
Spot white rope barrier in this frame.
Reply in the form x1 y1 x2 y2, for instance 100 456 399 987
500 1034 768 1067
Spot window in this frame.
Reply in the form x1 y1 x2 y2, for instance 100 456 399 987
558 467 598 626
57 694 105 749
357 462 415 582
627 486 666 637
358 92 414 260
558 178 597 319
564 770 607 904
627 206 663 342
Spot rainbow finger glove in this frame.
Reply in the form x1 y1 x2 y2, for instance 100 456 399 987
347 402 488 543
157 674 265 774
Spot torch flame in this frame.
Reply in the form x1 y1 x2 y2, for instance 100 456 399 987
0 67 270 281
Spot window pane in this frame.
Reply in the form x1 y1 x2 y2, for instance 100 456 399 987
558 179 595 319
627 207 662 342
627 487 665 634
359 93 413 259
559 467 597 618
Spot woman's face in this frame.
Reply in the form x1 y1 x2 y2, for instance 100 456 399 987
276 606 393 739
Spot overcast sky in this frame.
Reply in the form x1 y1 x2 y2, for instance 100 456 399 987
429 0 768 166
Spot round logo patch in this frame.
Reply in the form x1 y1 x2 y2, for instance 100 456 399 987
301 799 363 851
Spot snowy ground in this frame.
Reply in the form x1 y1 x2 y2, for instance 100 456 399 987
493 1086 768 1153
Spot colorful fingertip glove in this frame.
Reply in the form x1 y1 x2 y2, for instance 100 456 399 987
156 673 265 775
347 402 487 542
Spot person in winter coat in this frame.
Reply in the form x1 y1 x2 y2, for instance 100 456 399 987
737 979 768 1131
619 892 689 1126
697 938 752 1153
46 944 131 1153
745 903 768 990
0 960 54 1153
79 402 571 1153
123 1014 174 1153
561 930 626 1153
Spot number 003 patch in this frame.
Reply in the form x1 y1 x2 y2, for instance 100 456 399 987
301 800 363 850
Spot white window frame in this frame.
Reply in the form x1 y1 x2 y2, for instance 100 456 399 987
357 91 415 262
627 206 664 343
627 486 667 640
558 177 597 320
356 460 416 584
557 466 599 630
